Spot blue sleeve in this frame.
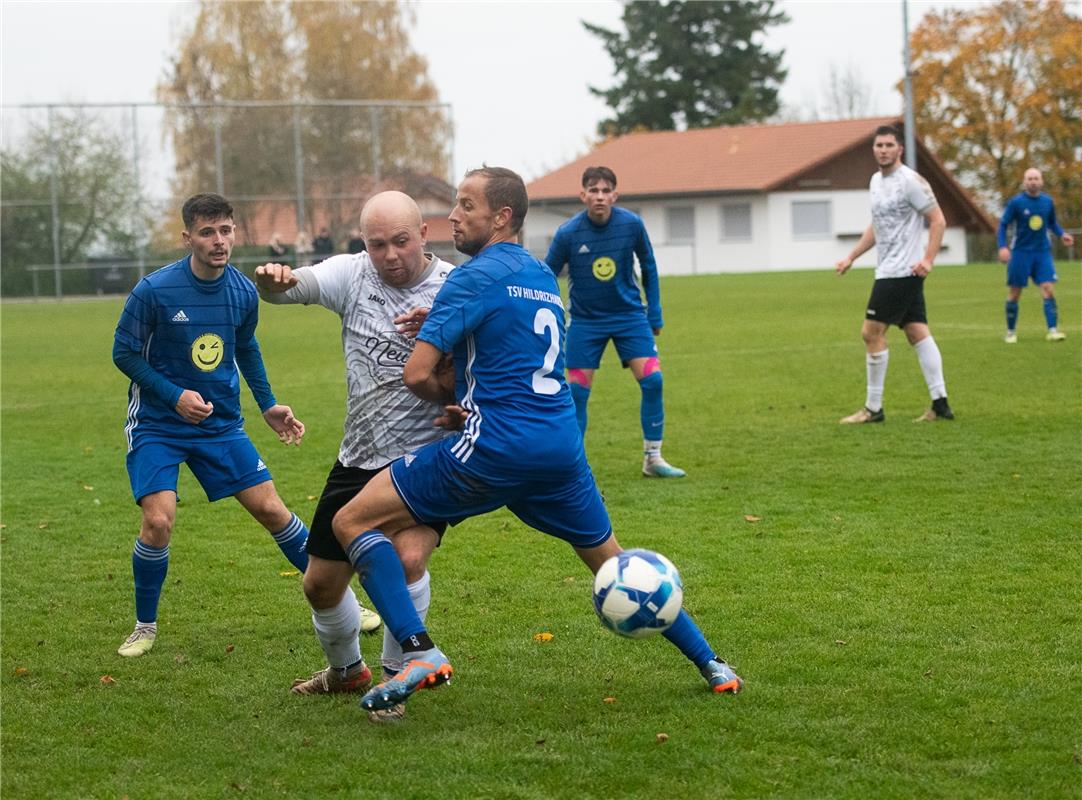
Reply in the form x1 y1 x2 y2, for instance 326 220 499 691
112 281 184 409
1048 199 1065 238
635 219 663 329
997 198 1016 248
544 228 569 277
234 301 277 412
417 270 488 353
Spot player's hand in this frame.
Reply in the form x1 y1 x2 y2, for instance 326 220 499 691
652 327 662 337
1062 233 1075 247
176 390 213 424
263 404 305 445
997 247 1011 263
435 404 468 431
835 257 853 275
254 263 299 291
912 258 933 278
394 306 430 338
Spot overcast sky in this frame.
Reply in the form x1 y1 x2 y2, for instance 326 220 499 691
2 0 1002 185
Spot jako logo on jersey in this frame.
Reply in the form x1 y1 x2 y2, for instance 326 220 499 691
367 293 386 306
256 459 266 471
578 244 590 254
172 310 190 323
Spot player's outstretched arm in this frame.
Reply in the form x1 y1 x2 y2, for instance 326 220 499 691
254 263 297 291
262 404 305 445
836 225 876 275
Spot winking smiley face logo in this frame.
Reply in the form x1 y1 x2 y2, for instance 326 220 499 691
191 333 224 372
592 256 616 281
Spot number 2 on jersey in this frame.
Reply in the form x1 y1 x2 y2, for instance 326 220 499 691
532 308 561 395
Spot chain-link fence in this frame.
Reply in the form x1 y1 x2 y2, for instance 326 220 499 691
1 100 454 299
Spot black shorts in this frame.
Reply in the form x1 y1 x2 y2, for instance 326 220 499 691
865 276 927 328
307 460 447 562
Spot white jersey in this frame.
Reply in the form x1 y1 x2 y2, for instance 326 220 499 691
275 252 454 469
869 164 939 279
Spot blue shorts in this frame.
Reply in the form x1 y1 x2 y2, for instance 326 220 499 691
126 435 272 504
566 314 658 370
1007 251 1057 287
389 437 612 549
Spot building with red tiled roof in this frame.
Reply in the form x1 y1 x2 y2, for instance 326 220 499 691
525 117 993 273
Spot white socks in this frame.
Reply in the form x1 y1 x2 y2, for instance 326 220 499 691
311 585 362 670
913 336 947 399
380 571 431 674
865 350 889 412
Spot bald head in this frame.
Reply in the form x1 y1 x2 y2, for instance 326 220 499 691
1023 168 1043 196
359 190 429 287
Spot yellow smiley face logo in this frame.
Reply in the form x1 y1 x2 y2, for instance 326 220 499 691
1028 215 1044 231
191 333 224 372
592 257 616 281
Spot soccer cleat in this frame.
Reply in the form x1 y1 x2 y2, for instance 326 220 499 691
359 604 382 634
367 670 407 723
359 648 453 711
1004 331 1018 344
290 663 372 695
642 457 686 478
839 407 885 425
915 397 954 422
1046 330 1066 342
117 625 157 658
701 659 744 694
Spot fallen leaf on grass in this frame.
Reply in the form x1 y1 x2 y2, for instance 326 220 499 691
656 733 669 743
14 667 28 677
100 675 116 686
38 522 49 530
83 485 94 491
307 495 318 501
535 739 546 746
835 640 847 646
279 570 300 577
225 644 235 653
744 515 762 523
533 632 554 642
603 696 616 704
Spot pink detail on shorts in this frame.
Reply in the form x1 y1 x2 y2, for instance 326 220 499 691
567 368 593 388
641 357 661 377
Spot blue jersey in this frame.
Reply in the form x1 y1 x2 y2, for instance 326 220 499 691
417 242 584 479
113 256 275 447
545 207 663 329
998 192 1065 251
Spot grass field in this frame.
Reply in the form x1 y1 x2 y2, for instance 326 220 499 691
2 262 1080 799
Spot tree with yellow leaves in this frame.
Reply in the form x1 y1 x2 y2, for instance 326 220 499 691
910 0 1081 226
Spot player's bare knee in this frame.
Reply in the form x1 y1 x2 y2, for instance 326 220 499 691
302 573 343 610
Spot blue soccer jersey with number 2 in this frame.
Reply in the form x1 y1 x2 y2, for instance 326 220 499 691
417 242 584 479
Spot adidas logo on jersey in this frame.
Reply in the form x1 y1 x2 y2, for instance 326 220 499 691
578 244 590 254
403 453 416 467
172 310 190 323
256 459 267 471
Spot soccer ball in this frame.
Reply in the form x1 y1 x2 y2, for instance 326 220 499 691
592 549 684 638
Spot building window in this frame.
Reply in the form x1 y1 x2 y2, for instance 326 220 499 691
720 203 752 241
666 206 695 244
792 200 831 238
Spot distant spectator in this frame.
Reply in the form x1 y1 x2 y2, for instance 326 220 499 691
295 229 314 268
268 233 288 259
347 227 366 253
313 227 335 261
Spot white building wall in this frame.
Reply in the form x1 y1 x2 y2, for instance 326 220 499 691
525 191 968 275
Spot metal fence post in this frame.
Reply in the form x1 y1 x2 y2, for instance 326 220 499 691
293 103 306 233
47 106 63 299
213 108 225 196
132 104 147 279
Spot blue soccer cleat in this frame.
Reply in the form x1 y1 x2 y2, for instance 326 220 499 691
701 659 744 694
359 648 453 711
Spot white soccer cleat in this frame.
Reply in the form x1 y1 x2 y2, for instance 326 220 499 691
1004 331 1018 344
1046 330 1066 342
117 625 157 658
642 456 686 478
359 604 382 634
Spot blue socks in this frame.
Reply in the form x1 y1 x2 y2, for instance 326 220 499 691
344 530 426 644
662 610 716 670
1006 300 1019 331
570 383 590 435
272 513 309 572
638 371 664 441
1043 297 1058 330
132 539 169 624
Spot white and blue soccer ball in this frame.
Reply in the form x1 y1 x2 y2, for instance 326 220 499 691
592 549 684 638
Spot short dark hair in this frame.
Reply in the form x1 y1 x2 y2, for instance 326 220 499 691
581 166 617 188
182 193 234 230
465 166 529 234
873 124 903 144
